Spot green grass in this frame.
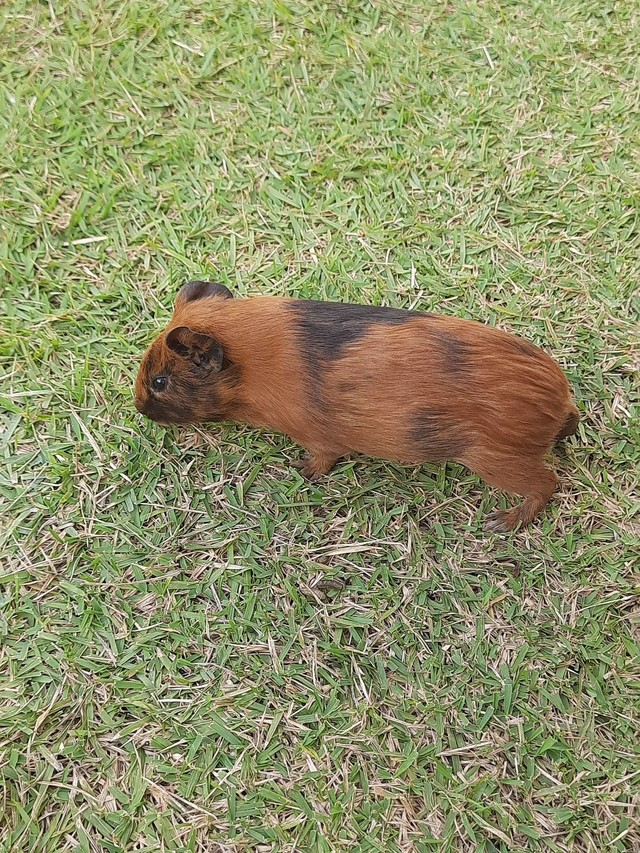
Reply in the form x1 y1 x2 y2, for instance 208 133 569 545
1 0 639 850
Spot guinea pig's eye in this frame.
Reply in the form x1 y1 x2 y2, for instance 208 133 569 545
152 376 168 392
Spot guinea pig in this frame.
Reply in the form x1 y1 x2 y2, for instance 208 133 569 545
135 281 579 532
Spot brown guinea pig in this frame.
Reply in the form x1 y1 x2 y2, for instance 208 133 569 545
135 281 579 532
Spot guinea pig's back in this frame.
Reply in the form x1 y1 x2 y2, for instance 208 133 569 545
318 313 576 464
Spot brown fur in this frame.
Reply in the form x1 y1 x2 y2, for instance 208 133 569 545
135 283 579 532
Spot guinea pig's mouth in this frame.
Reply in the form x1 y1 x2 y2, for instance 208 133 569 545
134 397 179 426
134 395 212 427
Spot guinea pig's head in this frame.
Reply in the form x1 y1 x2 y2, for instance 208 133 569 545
134 280 236 425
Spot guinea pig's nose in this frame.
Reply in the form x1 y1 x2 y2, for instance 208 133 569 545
134 396 145 414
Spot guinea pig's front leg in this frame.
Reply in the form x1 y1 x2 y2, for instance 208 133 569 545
293 447 341 481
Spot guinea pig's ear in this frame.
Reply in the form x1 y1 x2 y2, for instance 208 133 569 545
165 326 224 372
175 281 233 309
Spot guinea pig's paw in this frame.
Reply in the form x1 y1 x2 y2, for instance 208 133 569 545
292 454 333 481
294 460 324 481
291 457 316 477
484 509 519 534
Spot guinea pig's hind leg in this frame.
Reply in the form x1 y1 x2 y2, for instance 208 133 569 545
292 449 341 481
469 455 559 533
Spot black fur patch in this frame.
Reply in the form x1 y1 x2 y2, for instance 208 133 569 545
176 281 233 306
556 409 579 441
409 408 465 462
290 300 416 363
290 300 420 406
438 334 471 376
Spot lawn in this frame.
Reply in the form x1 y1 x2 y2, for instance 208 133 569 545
1 0 639 850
